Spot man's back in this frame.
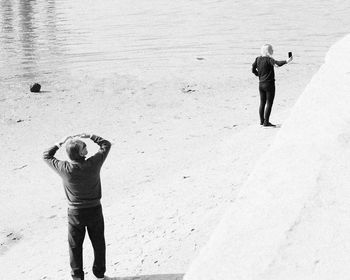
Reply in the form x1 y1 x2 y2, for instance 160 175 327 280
252 56 287 83
253 56 275 83
43 134 111 209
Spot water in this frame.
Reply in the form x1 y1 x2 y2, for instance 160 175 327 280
1 0 350 90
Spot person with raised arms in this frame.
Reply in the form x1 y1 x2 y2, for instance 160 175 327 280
43 133 112 280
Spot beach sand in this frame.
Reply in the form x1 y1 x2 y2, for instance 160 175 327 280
184 34 350 280
2 0 350 278
0 62 305 280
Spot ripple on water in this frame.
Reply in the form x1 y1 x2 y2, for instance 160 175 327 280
0 0 349 86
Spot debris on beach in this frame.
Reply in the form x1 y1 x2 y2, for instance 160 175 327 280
12 164 28 171
223 124 238 129
30 83 41 92
181 85 197 94
0 231 22 254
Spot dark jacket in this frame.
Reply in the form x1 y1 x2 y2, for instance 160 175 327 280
252 56 287 83
43 135 111 209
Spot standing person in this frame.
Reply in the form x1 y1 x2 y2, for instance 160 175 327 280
43 133 112 280
252 44 293 127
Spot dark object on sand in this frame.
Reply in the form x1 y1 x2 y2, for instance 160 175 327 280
30 83 41 92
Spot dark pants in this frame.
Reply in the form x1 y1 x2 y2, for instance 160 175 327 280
259 82 276 124
68 205 106 280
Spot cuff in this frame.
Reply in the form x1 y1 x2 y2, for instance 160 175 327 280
55 143 62 148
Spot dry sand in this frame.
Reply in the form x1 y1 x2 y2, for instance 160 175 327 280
184 34 350 280
1 61 303 279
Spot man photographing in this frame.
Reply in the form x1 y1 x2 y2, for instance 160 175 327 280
43 133 111 280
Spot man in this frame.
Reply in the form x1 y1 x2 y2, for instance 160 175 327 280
43 133 111 280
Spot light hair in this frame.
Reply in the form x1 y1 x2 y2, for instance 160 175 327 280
66 139 86 161
261 44 273 56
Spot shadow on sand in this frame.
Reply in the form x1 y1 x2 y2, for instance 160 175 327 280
108 274 184 280
262 123 282 129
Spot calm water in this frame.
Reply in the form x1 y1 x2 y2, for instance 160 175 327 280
1 0 350 90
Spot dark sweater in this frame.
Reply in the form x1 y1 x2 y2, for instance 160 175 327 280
43 135 111 209
252 56 287 83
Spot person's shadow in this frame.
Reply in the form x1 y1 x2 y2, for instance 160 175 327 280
107 274 184 280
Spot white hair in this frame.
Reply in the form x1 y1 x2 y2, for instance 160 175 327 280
261 44 273 56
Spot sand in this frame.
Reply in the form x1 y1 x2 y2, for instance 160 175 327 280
2 0 350 278
184 34 350 280
0 57 304 280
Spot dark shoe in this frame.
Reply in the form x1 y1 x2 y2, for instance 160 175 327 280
263 122 276 127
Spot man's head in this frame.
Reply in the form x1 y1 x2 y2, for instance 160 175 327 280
65 139 88 161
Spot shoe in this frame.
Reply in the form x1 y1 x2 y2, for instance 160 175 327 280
263 122 276 127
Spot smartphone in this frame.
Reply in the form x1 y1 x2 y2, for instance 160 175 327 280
288 52 293 58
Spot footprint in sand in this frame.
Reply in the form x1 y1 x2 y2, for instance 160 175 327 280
0 231 23 255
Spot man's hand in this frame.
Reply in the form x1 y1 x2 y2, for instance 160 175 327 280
75 133 91 139
56 135 72 147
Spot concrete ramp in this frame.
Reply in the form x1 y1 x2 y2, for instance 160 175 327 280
184 34 350 280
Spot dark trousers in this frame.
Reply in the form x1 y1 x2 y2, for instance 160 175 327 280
259 82 276 124
68 205 106 280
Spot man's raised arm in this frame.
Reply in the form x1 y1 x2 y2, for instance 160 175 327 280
274 56 293 67
78 133 111 164
43 135 72 172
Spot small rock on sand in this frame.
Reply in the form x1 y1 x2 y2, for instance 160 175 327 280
30 83 41 93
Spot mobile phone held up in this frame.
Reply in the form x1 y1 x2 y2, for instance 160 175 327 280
288 52 293 58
